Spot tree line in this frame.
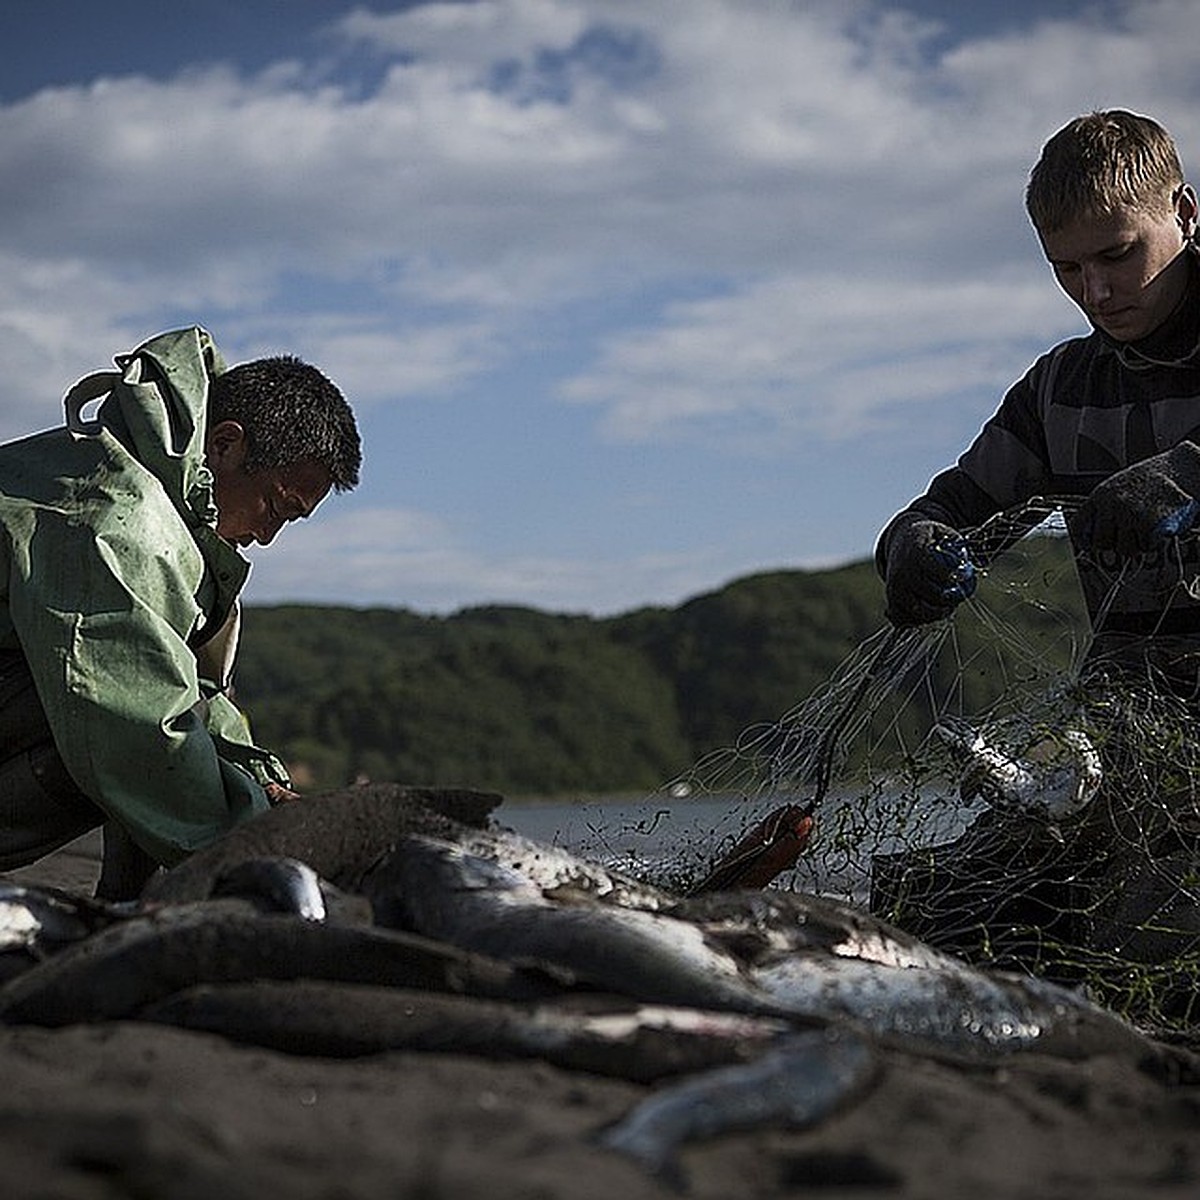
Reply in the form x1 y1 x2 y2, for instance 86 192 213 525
235 536 1086 798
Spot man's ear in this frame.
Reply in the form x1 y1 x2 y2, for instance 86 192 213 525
206 420 247 469
1176 183 1198 240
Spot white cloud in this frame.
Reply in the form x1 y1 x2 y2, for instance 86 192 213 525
562 270 1081 443
3 1 1200 609
236 315 505 407
241 504 737 614
2 1 1192 416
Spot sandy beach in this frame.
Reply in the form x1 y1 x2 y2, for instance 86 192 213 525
1 829 1198 1200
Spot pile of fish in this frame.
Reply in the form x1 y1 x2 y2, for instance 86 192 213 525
0 784 1188 1187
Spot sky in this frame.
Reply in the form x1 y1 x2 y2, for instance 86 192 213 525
2 0 1198 616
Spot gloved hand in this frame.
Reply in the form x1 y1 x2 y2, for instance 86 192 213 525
883 517 977 627
1071 442 1200 558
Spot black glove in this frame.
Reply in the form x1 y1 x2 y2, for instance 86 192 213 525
1071 442 1200 558
883 517 977 627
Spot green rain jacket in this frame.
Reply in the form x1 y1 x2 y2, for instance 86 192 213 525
0 326 287 865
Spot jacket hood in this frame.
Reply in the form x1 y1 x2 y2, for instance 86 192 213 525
64 326 228 530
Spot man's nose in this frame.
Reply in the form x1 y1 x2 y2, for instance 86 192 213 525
257 519 284 547
1080 263 1112 307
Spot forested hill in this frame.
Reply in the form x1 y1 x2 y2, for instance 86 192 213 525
235 560 886 794
235 542 1085 797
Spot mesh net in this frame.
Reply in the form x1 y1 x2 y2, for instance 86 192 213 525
565 500 1200 1038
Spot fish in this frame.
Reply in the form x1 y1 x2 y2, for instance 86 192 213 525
597 1026 879 1188
669 890 1155 1062
455 825 674 911
203 854 377 926
143 980 794 1081
0 897 560 1027
365 832 1160 1063
207 857 329 920
934 718 1103 821
0 882 120 981
142 782 505 904
688 803 815 895
361 835 780 1016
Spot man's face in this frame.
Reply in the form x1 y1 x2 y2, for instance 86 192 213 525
207 421 332 548
1039 189 1196 343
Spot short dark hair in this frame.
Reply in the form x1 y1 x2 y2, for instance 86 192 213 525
1026 110 1184 234
208 355 361 491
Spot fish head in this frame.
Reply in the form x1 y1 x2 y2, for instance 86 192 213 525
210 857 328 921
1034 729 1104 820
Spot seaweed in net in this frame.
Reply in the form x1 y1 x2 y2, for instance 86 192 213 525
568 500 1200 1035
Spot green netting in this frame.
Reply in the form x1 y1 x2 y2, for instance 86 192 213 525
576 501 1200 1037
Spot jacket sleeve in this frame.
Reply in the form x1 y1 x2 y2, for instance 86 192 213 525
876 361 1056 575
192 601 290 791
6 449 274 867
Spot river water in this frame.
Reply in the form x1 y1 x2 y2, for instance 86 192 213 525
498 788 981 903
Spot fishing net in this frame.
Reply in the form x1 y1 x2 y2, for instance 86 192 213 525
565 499 1200 1038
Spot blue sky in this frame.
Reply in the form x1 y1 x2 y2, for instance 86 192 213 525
2 0 1197 615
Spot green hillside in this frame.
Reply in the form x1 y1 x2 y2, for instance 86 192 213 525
235 536 1087 796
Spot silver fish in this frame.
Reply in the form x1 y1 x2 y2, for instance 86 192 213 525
0 883 117 980
369 834 1155 1063
673 889 1157 1061
934 718 1103 821
598 1027 878 1187
670 890 1072 1055
144 980 793 1082
458 825 673 911
364 835 776 1015
209 857 329 921
0 898 555 1026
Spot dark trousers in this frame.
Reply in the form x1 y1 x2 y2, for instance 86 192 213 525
0 650 157 900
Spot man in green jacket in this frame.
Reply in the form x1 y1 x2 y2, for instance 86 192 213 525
0 326 361 898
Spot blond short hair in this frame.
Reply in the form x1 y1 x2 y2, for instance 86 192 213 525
1025 110 1184 234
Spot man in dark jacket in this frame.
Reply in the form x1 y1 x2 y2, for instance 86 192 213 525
875 111 1200 1007
881 110 1200 659
0 327 361 897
